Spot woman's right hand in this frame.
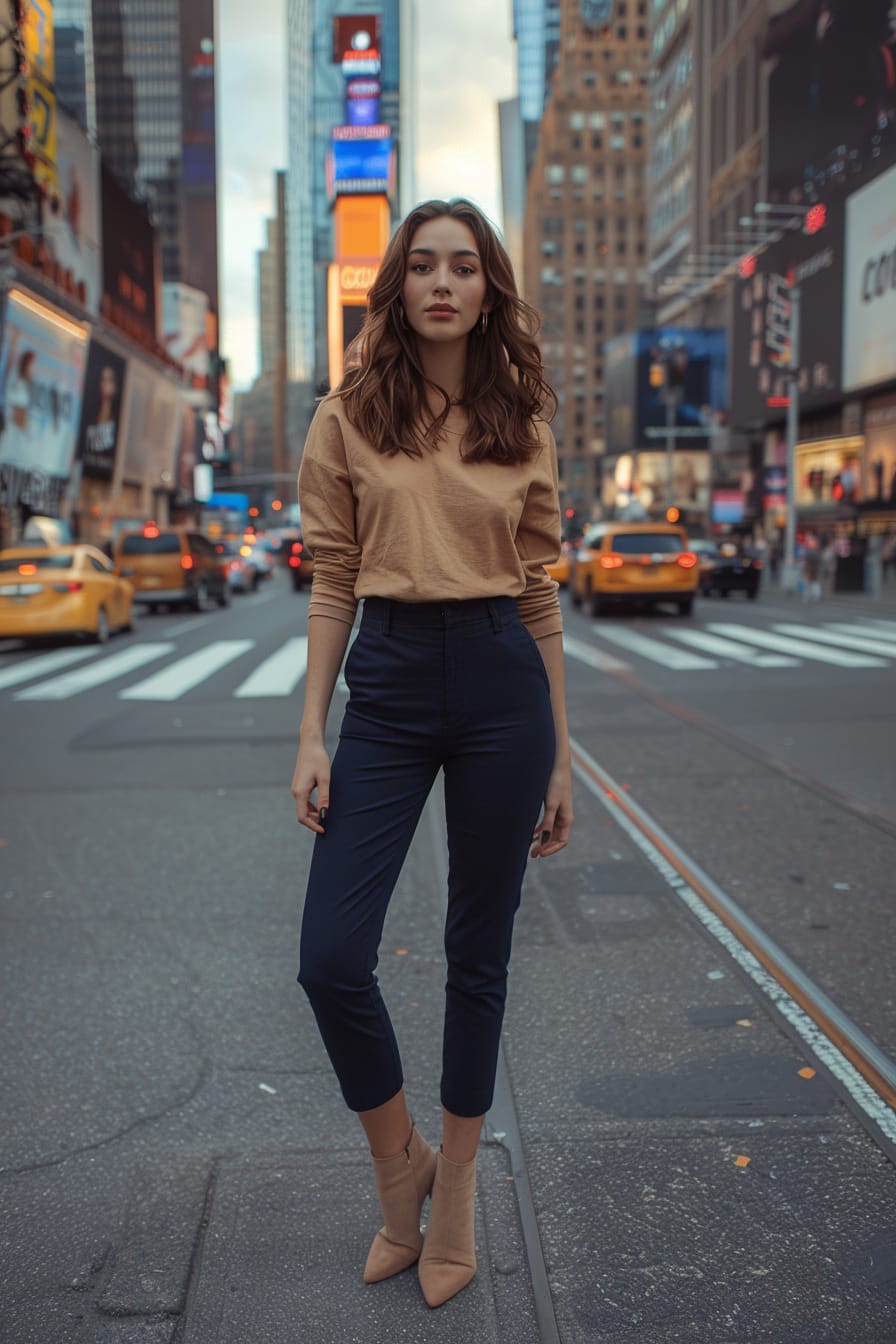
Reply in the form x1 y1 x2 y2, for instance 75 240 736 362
291 739 331 834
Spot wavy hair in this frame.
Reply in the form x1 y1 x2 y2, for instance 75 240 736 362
338 199 555 464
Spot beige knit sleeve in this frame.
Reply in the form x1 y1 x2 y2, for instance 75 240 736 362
297 399 362 626
515 422 563 639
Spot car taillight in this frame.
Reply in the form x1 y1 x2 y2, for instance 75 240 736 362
292 541 304 555
53 581 83 593
676 552 697 569
288 556 301 568
599 553 624 569
181 554 194 570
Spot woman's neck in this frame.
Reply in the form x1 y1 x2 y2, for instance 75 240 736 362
418 338 468 408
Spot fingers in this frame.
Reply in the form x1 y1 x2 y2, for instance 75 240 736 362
292 781 330 834
530 803 573 859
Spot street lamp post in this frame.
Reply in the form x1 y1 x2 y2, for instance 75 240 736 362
784 280 801 589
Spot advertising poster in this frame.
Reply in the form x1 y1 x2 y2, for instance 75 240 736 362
118 360 182 487
0 290 86 480
75 339 127 480
101 162 159 344
23 0 58 197
730 203 845 425
44 107 101 314
764 1 896 203
864 394 896 505
162 282 209 379
601 450 711 515
843 163 896 393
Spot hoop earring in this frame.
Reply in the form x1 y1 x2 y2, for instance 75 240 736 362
480 311 489 334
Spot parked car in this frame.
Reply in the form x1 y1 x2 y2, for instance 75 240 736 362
114 524 230 612
698 539 762 599
570 522 698 616
288 536 315 591
245 543 275 584
0 544 135 643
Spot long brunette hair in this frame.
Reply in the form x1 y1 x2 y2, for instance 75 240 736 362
338 198 555 464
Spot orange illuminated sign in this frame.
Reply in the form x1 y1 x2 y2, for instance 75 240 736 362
338 263 378 298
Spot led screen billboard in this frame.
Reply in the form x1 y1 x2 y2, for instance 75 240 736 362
730 203 845 426
604 328 727 454
328 129 393 198
764 1 896 203
44 108 101 313
101 163 159 343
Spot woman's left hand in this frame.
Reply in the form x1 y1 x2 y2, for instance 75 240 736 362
530 761 574 859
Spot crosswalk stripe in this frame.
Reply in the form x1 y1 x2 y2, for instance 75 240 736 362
0 646 97 691
120 640 254 701
707 624 887 668
15 644 173 700
590 624 717 670
562 633 629 673
773 623 896 658
234 637 308 698
664 628 798 667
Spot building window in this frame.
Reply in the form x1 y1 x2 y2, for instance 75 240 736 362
569 111 585 130
571 165 588 183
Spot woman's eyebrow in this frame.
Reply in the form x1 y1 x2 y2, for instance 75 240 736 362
408 247 481 260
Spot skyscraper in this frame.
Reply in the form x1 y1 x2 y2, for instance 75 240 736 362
519 0 651 515
286 0 408 398
60 0 219 316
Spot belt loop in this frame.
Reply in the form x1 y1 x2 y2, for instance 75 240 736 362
487 598 502 632
383 599 393 636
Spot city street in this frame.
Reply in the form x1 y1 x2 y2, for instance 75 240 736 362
2 573 895 1342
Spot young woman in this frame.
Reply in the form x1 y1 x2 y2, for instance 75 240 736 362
291 197 573 1308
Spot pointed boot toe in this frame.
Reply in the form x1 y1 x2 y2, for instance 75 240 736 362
363 1126 437 1284
418 1151 477 1308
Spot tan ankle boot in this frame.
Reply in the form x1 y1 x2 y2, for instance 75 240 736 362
363 1126 437 1284
418 1151 477 1307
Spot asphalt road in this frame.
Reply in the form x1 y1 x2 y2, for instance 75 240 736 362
1 571 895 1343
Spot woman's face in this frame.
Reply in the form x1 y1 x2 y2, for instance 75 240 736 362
401 216 488 346
100 366 117 399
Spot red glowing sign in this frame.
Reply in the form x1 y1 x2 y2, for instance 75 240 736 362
804 204 827 236
738 254 756 280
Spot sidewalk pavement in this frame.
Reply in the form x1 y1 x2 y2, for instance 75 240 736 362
3 664 896 1342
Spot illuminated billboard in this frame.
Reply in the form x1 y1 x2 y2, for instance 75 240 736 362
327 126 393 198
332 15 381 63
23 0 58 196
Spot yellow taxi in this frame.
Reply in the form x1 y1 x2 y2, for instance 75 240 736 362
0 544 135 643
545 542 572 587
114 524 230 612
570 521 698 617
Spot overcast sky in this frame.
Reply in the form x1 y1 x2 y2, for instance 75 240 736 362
217 0 516 389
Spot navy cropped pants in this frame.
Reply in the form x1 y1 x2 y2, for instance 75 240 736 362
298 595 555 1118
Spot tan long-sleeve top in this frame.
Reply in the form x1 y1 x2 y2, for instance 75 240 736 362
297 393 563 639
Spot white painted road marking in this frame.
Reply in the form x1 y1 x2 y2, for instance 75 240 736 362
562 633 629 673
664 627 798 667
590 624 717 670
0 646 97 691
234 637 308 698
120 640 254 701
707 624 887 668
15 644 173 700
774 624 896 658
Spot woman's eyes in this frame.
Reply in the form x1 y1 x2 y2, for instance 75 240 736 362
409 263 477 276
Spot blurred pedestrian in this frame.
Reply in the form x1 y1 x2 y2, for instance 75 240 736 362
802 535 822 601
290 198 573 1309
882 531 896 585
